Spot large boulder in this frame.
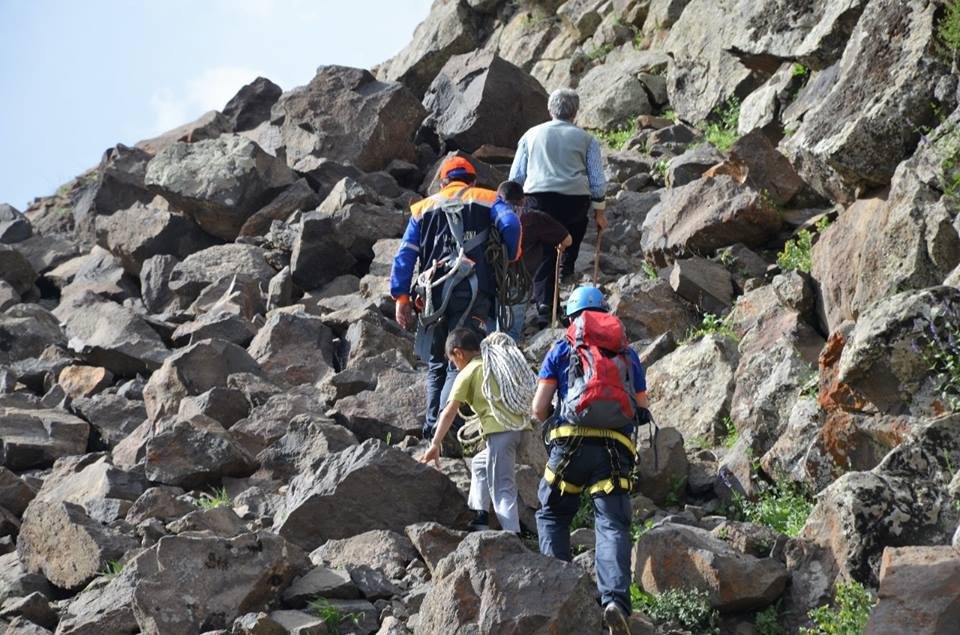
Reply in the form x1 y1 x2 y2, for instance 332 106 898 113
422 50 548 153
331 366 426 442
247 308 335 386
145 135 295 240
0 408 89 470
72 393 147 450
641 175 782 265
135 110 233 155
95 200 215 275
865 546 960 635
52 293 168 377
646 335 739 444
31 454 146 522
274 440 470 551
16 501 137 590
607 274 699 342
167 244 275 306
0 305 65 366
780 0 949 203
576 49 670 130
229 387 328 456
144 414 255 488
376 0 480 98
237 178 320 238
254 417 358 482
836 287 960 415
269 66 426 172
131 531 309 633
0 204 31 244
0 244 36 296
54 561 140 635
222 76 283 132
143 338 263 421
416 531 601 634
310 529 418 579
0 467 35 517
633 522 788 611
289 213 358 291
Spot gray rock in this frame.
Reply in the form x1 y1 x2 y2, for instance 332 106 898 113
331 366 426 443
404 522 467 575
634 522 788 611
311 529 417 580
636 427 688 504
274 440 470 551
125 486 195 526
607 274 698 342
665 144 723 188
576 49 669 130
238 179 320 238
145 135 295 240
52 293 168 377
54 561 140 635
131 531 309 633
139 254 179 315
171 312 259 348
0 468 35 517
177 387 250 428
54 247 138 303
31 454 146 522
71 393 146 450
289 213 358 291
143 338 263 421
144 414 255 488
647 335 739 445
0 407 89 470
282 566 358 607
422 50 548 153
272 66 426 173
14 233 79 275
668 256 734 314
0 591 57 630
0 552 52 605
0 244 36 296
0 204 32 244
136 110 233 155
16 501 137 590
166 506 247 538
376 1 480 98
254 417 358 483
222 76 282 133
247 308 334 386
95 200 215 275
417 531 601 634
0 305 65 366
781 0 949 203
0 280 19 312
641 175 782 265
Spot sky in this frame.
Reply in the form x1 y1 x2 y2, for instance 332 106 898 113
0 0 433 209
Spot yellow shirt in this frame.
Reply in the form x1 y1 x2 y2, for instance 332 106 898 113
450 357 531 436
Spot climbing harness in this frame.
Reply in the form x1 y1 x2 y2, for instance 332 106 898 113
485 226 531 333
456 332 536 444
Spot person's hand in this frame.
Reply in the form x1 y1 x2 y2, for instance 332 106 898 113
557 234 573 251
419 442 441 467
595 208 608 231
395 299 414 329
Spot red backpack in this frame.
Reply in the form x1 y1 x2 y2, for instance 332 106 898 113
560 311 638 429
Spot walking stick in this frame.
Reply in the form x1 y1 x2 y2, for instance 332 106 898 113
592 228 604 286
551 245 562 327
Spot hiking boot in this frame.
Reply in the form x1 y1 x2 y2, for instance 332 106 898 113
603 602 630 635
468 510 490 532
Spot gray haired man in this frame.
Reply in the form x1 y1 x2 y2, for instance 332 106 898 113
509 88 607 327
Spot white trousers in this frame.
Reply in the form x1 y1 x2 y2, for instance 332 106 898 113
467 430 525 533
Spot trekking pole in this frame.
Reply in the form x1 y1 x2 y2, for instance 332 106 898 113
592 227 604 286
551 245 562 327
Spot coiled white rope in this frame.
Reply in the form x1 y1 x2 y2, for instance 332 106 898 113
457 332 536 444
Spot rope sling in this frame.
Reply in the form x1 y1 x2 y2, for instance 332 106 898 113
485 225 531 333
456 332 536 445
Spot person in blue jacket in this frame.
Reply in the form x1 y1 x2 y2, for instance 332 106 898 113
391 156 521 440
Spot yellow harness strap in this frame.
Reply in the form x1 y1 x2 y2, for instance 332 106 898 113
543 466 633 497
546 425 637 456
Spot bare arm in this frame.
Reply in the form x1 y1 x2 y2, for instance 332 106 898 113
636 392 649 409
532 382 557 422
419 399 461 467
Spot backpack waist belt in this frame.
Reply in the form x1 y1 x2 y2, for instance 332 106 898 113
543 466 632 496
546 425 636 456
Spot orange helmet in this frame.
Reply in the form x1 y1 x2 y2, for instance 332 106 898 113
440 156 477 181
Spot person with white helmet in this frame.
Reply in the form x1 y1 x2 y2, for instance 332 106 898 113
531 285 651 635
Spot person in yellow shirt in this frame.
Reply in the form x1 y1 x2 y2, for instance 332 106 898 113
419 328 533 533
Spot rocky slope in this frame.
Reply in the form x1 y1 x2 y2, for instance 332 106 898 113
2 0 960 633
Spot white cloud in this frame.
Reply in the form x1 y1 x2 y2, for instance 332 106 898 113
148 65 266 134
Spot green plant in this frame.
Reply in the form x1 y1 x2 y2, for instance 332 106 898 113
655 158 670 179
915 302 960 412
777 216 831 273
100 560 124 579
571 492 595 530
755 602 785 635
196 486 231 510
664 477 685 508
641 261 659 280
520 10 548 29
595 118 638 150
718 416 738 448
940 0 960 63
800 365 820 399
307 598 364 635
682 313 737 344
633 31 649 49
586 42 614 61
630 518 654 542
730 481 814 538
703 98 741 152
631 585 720 634
659 109 678 123
791 62 809 78
800 581 875 635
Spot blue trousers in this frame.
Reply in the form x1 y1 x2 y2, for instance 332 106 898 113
421 285 491 436
536 443 633 612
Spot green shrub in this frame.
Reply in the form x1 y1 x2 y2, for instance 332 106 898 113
641 261 659 280
100 560 124 579
631 585 720 634
940 1 960 54
777 216 831 273
571 492 594 530
630 518 654 542
196 486 231 510
704 98 741 152
755 602 785 635
682 313 737 344
586 42 614 61
800 581 875 635
655 158 670 179
718 415 738 448
307 598 364 635
791 62 809 78
730 481 814 538
595 118 637 150
916 304 960 412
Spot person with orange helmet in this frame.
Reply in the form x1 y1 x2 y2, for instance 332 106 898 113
391 155 521 440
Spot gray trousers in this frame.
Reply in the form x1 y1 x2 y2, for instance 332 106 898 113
468 430 526 533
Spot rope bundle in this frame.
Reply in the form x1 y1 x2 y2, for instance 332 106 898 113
485 229 531 331
457 332 536 444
